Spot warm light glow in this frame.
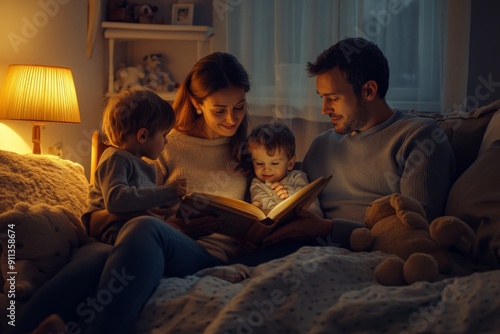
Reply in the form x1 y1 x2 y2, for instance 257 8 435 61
0 64 81 123
0 122 31 153
0 64 81 154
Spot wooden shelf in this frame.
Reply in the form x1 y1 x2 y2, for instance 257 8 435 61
102 22 214 42
102 22 214 100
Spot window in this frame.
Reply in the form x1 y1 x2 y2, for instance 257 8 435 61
227 0 448 121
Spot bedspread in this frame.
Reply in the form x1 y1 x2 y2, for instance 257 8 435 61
136 246 499 334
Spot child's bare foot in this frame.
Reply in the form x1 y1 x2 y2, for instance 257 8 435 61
33 314 66 334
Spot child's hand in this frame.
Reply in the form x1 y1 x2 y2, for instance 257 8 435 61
270 182 289 199
252 200 263 209
162 179 187 208
171 178 188 197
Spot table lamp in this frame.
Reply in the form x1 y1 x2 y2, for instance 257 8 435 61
0 64 81 154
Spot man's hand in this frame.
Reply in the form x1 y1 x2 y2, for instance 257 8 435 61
261 208 334 247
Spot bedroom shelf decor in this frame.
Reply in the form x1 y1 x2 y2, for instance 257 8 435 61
102 21 214 101
0 64 81 154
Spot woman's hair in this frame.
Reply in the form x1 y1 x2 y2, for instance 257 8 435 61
173 52 251 162
246 122 296 159
101 88 175 147
306 37 389 99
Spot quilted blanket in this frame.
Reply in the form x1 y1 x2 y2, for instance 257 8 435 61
135 246 499 334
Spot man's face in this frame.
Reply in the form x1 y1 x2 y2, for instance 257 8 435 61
316 66 370 135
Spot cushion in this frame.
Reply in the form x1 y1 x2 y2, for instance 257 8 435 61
478 110 500 156
445 140 500 268
0 150 89 217
410 99 500 177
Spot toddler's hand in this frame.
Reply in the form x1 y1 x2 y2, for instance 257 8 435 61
252 200 263 209
270 182 289 199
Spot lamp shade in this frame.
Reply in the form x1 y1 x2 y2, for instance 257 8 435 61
0 64 80 123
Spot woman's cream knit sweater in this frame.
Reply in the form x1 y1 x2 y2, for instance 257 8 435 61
155 129 248 262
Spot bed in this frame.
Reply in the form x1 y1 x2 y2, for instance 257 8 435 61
1 99 499 333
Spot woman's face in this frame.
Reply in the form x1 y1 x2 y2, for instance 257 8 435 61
197 86 247 139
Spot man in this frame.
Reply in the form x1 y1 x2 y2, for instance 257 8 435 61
301 37 455 223
236 38 454 259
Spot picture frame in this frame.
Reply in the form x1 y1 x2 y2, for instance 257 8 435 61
172 3 194 25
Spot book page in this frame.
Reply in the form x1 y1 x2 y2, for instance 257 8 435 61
267 175 332 222
176 175 331 241
179 192 267 221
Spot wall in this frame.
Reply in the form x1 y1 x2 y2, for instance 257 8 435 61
466 0 500 108
103 0 213 88
0 0 215 181
0 0 106 181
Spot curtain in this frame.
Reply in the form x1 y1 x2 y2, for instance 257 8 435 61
225 0 470 159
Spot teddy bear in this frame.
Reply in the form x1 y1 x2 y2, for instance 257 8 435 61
113 63 146 92
134 3 163 24
350 193 475 286
142 53 178 92
0 202 90 301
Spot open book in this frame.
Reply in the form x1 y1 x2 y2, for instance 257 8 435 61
176 175 332 243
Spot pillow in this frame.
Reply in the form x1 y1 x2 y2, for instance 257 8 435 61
0 150 89 217
409 98 500 177
0 202 89 300
478 110 500 156
445 140 500 268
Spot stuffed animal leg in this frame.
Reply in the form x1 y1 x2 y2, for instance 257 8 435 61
350 193 476 286
429 216 475 255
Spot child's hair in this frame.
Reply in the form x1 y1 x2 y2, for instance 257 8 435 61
246 122 296 159
101 89 175 147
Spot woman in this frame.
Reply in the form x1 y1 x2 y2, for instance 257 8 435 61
18 52 252 334
21 52 337 334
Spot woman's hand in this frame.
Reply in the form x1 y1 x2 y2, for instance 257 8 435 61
167 215 220 239
88 209 151 238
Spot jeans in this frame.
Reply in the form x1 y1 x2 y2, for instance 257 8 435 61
16 216 221 334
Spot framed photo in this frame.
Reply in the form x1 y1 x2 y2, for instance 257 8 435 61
172 3 194 25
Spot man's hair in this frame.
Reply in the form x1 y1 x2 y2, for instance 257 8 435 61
101 88 175 147
246 122 295 159
306 37 389 98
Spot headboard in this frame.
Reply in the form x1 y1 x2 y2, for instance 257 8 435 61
90 130 109 185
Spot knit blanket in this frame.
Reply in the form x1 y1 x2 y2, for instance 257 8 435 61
136 246 499 334
0 150 89 216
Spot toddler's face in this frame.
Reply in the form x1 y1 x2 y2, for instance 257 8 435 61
250 146 295 183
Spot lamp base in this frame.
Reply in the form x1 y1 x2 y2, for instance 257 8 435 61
32 124 41 154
